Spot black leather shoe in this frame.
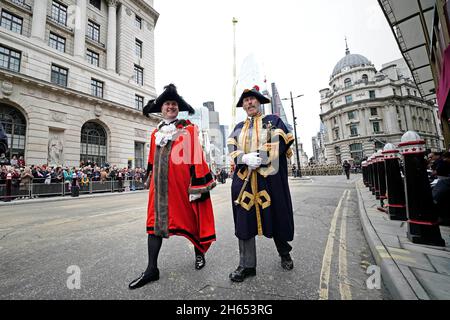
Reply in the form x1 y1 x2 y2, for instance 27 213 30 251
128 269 159 290
281 254 294 270
195 254 206 270
229 266 256 282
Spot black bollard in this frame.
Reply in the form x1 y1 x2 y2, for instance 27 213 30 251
399 131 444 246
362 161 368 187
373 152 381 199
376 153 387 210
367 156 374 192
382 144 407 221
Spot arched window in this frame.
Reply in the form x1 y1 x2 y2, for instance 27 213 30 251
80 122 107 166
362 74 368 84
344 78 352 88
0 103 26 158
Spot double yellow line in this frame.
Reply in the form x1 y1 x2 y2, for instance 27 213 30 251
319 189 352 300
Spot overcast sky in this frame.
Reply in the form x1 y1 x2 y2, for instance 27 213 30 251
153 0 402 157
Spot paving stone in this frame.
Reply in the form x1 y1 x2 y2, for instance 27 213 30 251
412 268 450 300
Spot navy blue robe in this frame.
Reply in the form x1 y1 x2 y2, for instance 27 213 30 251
227 114 295 241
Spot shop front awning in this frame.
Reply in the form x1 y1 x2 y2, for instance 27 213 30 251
378 0 437 101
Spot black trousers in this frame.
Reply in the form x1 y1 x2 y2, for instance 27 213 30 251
238 237 292 268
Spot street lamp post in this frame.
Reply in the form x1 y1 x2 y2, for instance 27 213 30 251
282 92 304 178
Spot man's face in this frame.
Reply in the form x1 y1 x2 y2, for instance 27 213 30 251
161 100 179 119
243 96 260 117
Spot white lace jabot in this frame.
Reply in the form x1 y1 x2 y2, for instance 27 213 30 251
155 120 178 147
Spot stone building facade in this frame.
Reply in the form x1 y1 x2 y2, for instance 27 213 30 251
319 47 444 165
0 0 160 168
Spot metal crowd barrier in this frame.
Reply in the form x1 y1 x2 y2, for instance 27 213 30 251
0 179 146 201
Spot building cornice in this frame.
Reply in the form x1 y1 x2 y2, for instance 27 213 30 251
128 0 160 24
0 68 162 124
320 95 436 119
324 131 441 148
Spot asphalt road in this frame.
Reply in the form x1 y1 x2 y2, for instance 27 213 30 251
0 175 391 300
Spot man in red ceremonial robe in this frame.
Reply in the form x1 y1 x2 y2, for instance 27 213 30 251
128 84 216 290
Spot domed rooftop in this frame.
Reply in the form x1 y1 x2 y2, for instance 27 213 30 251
331 45 373 77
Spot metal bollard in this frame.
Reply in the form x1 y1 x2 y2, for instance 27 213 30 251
362 161 368 187
375 151 387 208
373 152 381 199
398 131 444 246
382 143 407 221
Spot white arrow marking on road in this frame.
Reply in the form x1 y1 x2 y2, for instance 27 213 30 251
338 190 352 300
319 189 349 300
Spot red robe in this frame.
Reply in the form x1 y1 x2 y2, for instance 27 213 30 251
146 120 216 253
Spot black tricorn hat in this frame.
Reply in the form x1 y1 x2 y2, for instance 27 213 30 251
143 84 195 117
236 85 271 108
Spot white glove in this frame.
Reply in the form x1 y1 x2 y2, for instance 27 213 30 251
242 152 262 169
189 193 202 202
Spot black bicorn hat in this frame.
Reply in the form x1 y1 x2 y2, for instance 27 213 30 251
236 85 271 108
143 84 195 117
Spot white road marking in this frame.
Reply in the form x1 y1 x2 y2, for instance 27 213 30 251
319 189 349 300
338 190 352 300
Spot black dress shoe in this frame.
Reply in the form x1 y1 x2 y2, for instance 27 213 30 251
229 266 256 282
195 254 206 270
128 269 159 290
280 254 294 270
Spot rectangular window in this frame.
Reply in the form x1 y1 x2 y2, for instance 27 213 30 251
91 78 104 98
393 88 396 95
135 39 143 58
89 0 101 10
51 64 68 87
407 88 411 96
333 128 340 140
49 32 66 52
86 49 99 67
135 142 145 169
370 107 378 116
398 119 403 131
369 90 376 99
333 117 337 125
0 45 21 72
350 124 358 136
135 94 144 111
135 15 142 29
373 121 380 133
87 20 100 42
347 110 355 120
1 10 23 34
134 65 143 85
345 95 352 104
51 1 67 26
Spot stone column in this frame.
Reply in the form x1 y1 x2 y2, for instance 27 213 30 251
31 0 49 41
106 0 119 72
73 0 87 58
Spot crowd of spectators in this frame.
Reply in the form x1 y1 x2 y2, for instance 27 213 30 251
1 156 147 201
